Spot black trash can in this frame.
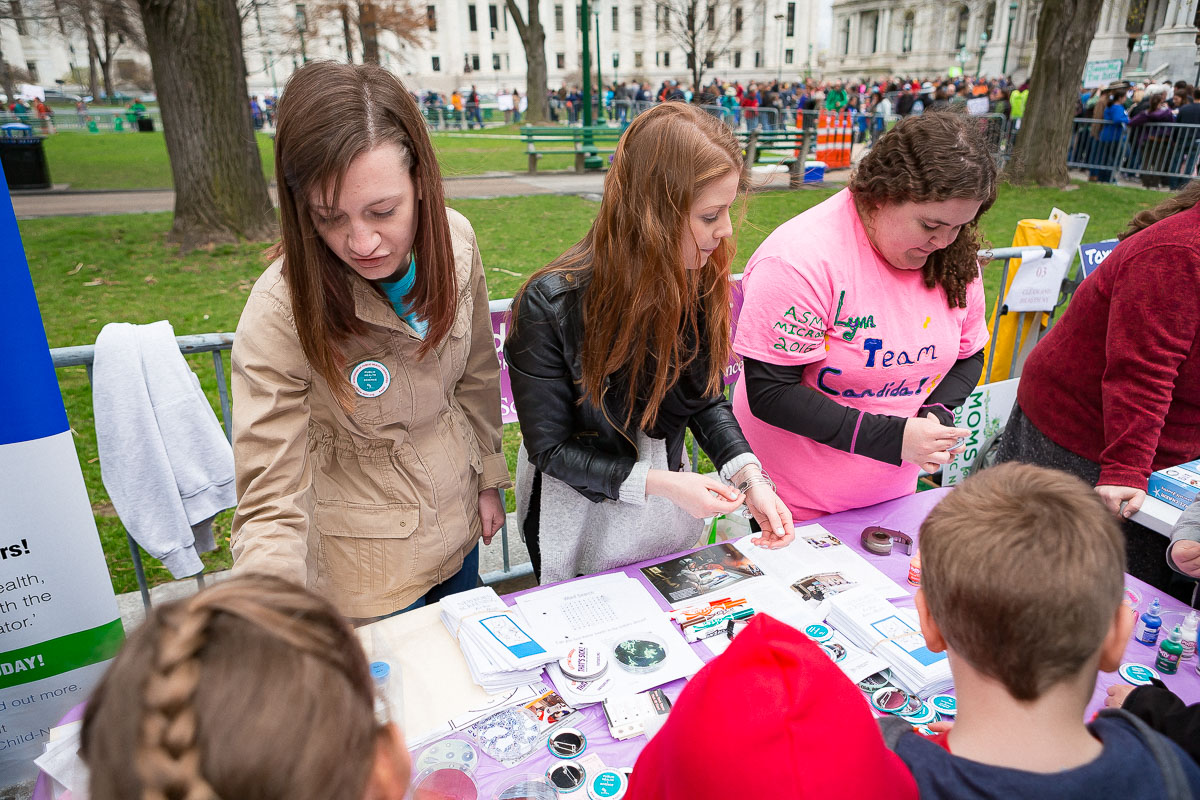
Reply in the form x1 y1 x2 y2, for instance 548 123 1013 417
0 124 51 190
137 117 155 133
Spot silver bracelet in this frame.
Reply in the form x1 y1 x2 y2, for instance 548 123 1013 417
736 469 776 495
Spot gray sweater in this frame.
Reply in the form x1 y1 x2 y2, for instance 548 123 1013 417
1167 499 1200 577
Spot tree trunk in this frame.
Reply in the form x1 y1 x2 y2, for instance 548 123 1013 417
505 0 547 123
100 18 119 100
87 46 100 99
1003 0 1105 186
358 0 379 63
341 3 354 61
135 0 276 249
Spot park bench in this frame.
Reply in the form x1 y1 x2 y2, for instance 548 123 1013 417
520 125 625 173
738 128 816 188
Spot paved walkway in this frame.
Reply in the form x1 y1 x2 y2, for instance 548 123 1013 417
10 166 836 219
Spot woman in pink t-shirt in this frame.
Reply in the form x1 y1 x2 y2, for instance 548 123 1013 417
733 113 995 519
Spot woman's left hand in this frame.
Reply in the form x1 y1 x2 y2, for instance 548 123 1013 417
478 488 505 545
1095 484 1146 518
744 484 796 549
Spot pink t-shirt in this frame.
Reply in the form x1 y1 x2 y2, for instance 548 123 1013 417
732 189 989 519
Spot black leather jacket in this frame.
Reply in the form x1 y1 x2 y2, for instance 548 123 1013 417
505 269 752 503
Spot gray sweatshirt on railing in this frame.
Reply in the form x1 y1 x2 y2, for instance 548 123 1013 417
93 321 234 578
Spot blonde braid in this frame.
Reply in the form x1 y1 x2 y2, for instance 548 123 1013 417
135 600 220 800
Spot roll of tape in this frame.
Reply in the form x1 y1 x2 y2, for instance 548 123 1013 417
862 527 894 555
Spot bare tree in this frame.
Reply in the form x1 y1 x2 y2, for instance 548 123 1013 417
301 0 425 65
504 0 547 122
655 0 757 88
1004 0 1106 186
49 0 143 99
136 0 276 249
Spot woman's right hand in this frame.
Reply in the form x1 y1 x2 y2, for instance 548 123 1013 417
902 413 971 473
646 470 745 519
1170 541 1200 579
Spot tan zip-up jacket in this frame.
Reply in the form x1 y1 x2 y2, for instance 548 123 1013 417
230 209 511 617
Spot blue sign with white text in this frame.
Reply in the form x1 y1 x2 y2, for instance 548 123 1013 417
1077 239 1119 281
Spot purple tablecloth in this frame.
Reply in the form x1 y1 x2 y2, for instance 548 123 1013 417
460 487 1200 799
37 489 1200 800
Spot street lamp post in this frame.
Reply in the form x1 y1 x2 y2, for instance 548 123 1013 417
295 5 308 64
1001 0 1017 76
594 9 602 106
267 49 279 96
581 0 603 167
774 14 786 83
977 32 987 77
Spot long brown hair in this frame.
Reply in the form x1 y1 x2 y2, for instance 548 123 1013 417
272 61 457 411
515 103 745 430
80 576 380 800
1120 179 1200 239
849 111 997 309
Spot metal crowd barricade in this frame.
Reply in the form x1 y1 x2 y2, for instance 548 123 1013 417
1066 117 1200 184
50 327 526 608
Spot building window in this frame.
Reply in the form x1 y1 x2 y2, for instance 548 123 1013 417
733 50 742 67
662 50 670 66
493 53 501 69
11 0 25 35
557 52 566 68
555 4 563 31
25 61 37 82
985 1 996 40
426 4 436 30
706 6 714 30
754 50 761 68
955 5 969 50
471 53 481 70
576 3 581 29
840 17 850 54
865 10 878 53
735 6 743 31
634 50 643 68
612 5 618 31
901 11 914 52
489 4 498 29
468 5 478 31
784 48 793 63
633 5 642 30
432 55 441 70
786 1 794 36
704 50 714 67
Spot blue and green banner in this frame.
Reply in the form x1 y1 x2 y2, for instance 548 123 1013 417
0 166 124 783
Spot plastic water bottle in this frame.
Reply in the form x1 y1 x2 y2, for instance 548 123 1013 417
1156 625 1183 675
1136 598 1163 646
1181 610 1198 661
370 660 405 726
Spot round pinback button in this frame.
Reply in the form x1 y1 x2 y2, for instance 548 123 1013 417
899 702 938 726
350 360 390 398
871 687 912 715
587 769 628 800
1119 662 1161 686
547 762 587 793
804 623 834 643
547 728 588 759
821 642 847 663
857 671 892 693
928 694 957 717
559 643 608 681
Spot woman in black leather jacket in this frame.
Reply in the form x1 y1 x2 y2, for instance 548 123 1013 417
505 103 794 584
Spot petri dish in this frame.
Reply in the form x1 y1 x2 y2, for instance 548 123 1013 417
612 633 669 674
411 766 479 800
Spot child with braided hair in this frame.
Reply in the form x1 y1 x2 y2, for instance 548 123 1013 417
80 576 410 800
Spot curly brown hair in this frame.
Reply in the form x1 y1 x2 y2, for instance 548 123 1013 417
848 111 998 309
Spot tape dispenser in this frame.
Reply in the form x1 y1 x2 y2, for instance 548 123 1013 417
860 526 913 556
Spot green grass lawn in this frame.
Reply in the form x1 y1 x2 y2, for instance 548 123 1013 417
39 127 579 189
23 181 1167 593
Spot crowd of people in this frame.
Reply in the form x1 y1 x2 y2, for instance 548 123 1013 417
59 59 1200 799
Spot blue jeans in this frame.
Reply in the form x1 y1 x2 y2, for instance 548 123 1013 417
399 543 481 613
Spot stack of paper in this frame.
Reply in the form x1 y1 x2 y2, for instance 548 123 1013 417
440 587 558 691
826 589 952 697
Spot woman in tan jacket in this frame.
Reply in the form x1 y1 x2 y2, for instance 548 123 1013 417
231 61 510 620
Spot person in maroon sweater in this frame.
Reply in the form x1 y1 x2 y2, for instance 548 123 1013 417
997 181 1200 596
